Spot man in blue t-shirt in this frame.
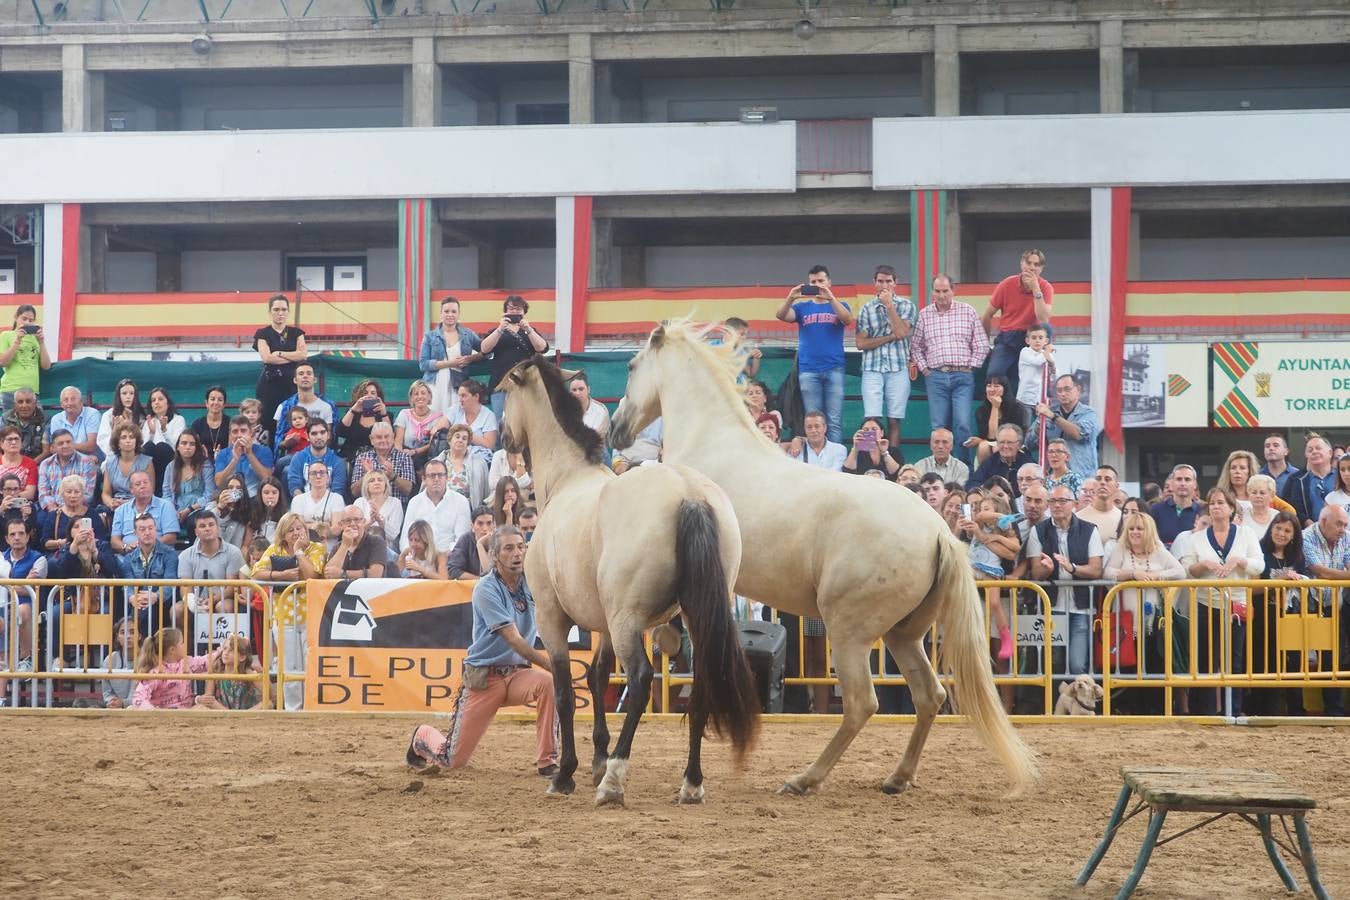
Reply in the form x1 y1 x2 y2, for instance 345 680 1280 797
775 264 854 443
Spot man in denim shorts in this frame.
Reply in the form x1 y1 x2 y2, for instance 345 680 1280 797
854 265 917 455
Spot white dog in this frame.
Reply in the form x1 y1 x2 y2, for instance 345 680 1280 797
1054 674 1104 716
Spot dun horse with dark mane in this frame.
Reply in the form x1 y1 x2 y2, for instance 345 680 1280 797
499 356 759 807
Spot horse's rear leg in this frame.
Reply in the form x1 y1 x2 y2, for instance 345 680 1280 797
780 639 877 796
680 708 708 804
595 628 652 808
881 631 947 795
588 634 616 787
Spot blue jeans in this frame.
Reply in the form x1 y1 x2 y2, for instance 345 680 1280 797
1067 612 1092 676
986 330 1026 394
490 390 506 424
798 367 845 443
925 370 974 464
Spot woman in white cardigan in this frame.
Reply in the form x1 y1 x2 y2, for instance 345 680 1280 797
1175 486 1264 716
1104 511 1186 631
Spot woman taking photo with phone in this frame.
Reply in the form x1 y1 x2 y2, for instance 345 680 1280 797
842 417 900 480
0 305 50 413
338 379 389 463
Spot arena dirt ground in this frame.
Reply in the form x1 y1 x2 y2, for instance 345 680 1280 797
2 712 1346 899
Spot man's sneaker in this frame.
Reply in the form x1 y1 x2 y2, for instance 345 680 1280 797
15 657 32 673
405 727 439 775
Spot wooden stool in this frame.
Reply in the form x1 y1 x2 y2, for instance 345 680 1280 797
1077 766 1329 900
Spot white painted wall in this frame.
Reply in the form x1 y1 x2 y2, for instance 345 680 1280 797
641 74 923 123
1139 236 1350 280
181 250 282 291
1 122 798 203
645 243 908 287
976 239 1091 283
441 247 481 288
106 251 156 291
874 110 1350 188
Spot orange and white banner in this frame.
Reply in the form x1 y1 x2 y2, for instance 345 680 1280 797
305 579 595 712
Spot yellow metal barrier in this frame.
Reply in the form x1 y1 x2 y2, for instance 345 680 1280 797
0 578 275 709
1100 579 1347 717
640 581 1056 717
272 581 303 711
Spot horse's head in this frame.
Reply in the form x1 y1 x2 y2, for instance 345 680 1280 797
500 355 599 464
609 323 668 451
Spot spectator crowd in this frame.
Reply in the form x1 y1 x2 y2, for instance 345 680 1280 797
0 262 1347 718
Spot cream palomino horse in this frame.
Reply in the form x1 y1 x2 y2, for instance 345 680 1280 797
609 321 1038 797
499 356 760 806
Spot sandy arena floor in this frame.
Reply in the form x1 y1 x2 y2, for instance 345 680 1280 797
2 713 1346 899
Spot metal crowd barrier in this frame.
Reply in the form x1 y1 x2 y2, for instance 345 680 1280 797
628 578 1347 719
1101 579 1347 718
0 578 277 710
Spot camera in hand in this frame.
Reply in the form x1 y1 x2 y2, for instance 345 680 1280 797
21 324 39 335
361 397 379 414
506 313 524 324
855 431 877 452
800 285 821 297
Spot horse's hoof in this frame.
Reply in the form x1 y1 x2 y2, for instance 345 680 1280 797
676 780 706 805
547 776 576 797
595 787 625 808
778 778 812 797
881 779 912 796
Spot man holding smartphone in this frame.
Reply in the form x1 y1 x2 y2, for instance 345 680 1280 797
480 295 549 423
775 265 853 444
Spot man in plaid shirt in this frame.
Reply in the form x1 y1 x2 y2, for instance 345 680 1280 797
36 429 98 512
854 265 917 453
910 274 991 464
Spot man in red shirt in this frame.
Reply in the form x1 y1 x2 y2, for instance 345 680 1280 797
981 248 1053 398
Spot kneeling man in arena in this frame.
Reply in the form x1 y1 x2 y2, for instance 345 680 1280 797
406 525 558 775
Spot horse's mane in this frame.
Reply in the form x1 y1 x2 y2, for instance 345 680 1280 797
517 355 607 466
653 318 750 413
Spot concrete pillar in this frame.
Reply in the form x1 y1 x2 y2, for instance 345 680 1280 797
477 244 504 289
620 246 645 288
62 44 104 132
404 36 441 127
1099 20 1125 115
943 192 965 284
932 26 960 117
155 251 182 292
568 33 594 125
591 217 616 288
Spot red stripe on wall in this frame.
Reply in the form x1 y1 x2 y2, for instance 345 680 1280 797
1105 187 1131 451
570 196 594 354
59 204 80 360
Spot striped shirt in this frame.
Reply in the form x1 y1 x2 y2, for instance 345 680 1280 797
856 296 917 373
910 301 991 374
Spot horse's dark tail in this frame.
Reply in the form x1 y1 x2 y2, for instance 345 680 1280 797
675 499 760 765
